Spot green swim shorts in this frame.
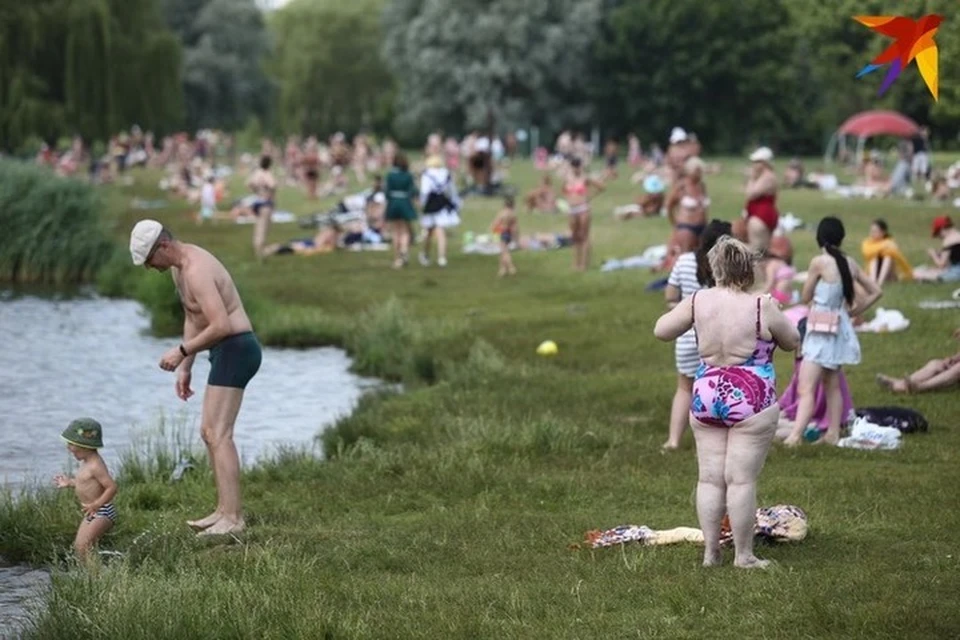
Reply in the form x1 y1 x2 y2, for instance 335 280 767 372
208 332 262 389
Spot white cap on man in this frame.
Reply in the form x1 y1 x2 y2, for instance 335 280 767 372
669 127 688 144
749 147 774 163
130 219 163 265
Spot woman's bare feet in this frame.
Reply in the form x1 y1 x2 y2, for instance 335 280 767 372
877 374 910 393
734 555 771 569
197 517 245 537
782 434 801 447
661 441 679 452
703 549 723 567
187 512 222 531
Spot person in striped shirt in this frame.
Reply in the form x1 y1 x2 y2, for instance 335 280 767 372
662 220 732 450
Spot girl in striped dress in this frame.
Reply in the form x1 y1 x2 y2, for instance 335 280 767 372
662 219 732 450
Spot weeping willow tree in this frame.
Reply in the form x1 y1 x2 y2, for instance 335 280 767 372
0 0 183 152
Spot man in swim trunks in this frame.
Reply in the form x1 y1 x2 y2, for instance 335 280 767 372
130 219 262 536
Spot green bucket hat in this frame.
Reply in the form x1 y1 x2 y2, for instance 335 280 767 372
61 418 104 449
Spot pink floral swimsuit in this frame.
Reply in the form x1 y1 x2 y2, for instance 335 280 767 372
690 292 778 427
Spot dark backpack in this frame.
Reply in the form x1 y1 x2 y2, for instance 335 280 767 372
423 172 453 214
855 406 929 434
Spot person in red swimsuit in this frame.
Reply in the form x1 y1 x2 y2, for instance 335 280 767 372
742 147 779 253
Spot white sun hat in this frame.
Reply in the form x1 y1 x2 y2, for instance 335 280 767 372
749 147 774 163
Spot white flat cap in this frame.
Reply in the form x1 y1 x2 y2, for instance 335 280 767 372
130 219 163 265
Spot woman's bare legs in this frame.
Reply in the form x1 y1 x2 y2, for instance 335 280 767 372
691 420 728 566
664 374 693 450
784 359 824 446
569 214 582 270
435 227 448 265
420 227 434 265
746 217 771 254
580 212 592 271
877 356 960 392
724 404 779 568
391 220 408 268
876 256 893 285
821 369 843 444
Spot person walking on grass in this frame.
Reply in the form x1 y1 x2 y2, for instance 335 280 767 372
491 194 518 277
418 155 461 268
385 152 418 269
54 418 117 562
130 220 262 536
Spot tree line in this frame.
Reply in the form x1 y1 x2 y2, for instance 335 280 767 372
4 0 960 155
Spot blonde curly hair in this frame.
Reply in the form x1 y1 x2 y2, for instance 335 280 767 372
707 235 758 291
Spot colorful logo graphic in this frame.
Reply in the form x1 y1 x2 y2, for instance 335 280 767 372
854 14 943 101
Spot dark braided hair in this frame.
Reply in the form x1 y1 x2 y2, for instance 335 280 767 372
695 219 734 286
816 216 854 305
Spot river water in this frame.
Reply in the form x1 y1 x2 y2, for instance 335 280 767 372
0 290 381 635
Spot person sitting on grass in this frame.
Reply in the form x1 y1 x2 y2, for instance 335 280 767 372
876 328 960 393
523 174 557 214
53 418 117 563
491 195 519 277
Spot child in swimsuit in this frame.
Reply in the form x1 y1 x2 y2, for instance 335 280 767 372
54 418 118 562
491 195 518 277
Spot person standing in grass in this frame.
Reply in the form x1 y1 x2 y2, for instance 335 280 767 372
54 418 117 562
130 219 262 536
247 155 277 260
661 220 731 451
491 194 518 277
563 157 605 271
655 237 799 568
783 217 882 447
385 152 418 269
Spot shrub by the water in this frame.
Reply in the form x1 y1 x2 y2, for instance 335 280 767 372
0 161 112 284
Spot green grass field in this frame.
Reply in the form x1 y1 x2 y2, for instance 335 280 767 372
5 156 960 639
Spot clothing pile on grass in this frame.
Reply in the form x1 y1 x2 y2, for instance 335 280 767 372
574 505 808 550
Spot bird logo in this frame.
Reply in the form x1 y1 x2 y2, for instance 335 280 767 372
854 14 943 101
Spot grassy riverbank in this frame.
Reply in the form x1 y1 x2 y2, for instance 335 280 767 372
5 157 960 638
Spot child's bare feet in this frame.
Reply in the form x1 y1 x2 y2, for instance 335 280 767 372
734 555 771 569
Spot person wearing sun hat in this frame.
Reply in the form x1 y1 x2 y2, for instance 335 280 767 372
743 146 780 253
53 418 118 561
928 215 960 281
129 219 262 536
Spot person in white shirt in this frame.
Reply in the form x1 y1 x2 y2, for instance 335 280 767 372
419 155 461 267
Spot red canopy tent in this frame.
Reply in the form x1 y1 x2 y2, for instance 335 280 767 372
825 110 921 164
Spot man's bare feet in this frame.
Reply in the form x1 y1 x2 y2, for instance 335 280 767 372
703 549 723 567
187 512 222 531
197 518 245 537
734 555 771 569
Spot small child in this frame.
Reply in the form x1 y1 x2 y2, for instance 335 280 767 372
53 418 117 561
199 174 216 224
492 195 518 277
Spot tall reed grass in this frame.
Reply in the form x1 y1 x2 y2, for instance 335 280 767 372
0 161 111 284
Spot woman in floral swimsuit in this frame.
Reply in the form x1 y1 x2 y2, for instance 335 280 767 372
655 236 799 570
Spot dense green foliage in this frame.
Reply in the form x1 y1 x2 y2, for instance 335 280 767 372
6 0 960 152
0 0 182 151
269 0 393 136
160 0 273 132
0 161 111 283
